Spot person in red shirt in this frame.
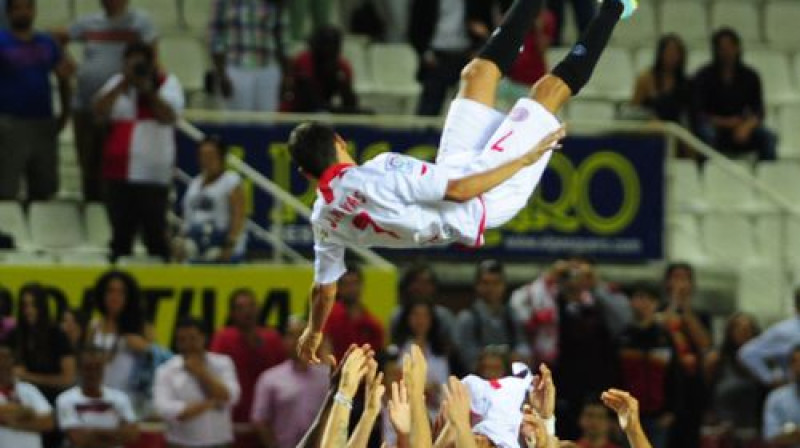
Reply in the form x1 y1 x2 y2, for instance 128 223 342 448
209 288 286 448
576 397 622 448
324 264 385 361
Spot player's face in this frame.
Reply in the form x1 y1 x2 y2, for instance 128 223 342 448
408 304 432 338
630 293 658 322
476 272 506 305
579 404 611 438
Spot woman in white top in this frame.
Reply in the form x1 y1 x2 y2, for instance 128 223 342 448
181 137 246 263
87 270 152 416
393 299 454 419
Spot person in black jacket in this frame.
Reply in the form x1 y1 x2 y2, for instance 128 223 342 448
692 28 777 161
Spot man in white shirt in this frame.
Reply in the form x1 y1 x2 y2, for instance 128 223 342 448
0 340 54 448
293 0 638 364
57 346 139 448
154 317 240 448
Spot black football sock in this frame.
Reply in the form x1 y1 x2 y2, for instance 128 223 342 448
476 0 544 75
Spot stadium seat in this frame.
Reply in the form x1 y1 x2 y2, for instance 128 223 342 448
0 252 56 265
737 261 784 320
611 0 657 47
75 0 99 18
37 0 72 28
180 0 213 30
668 213 706 264
703 161 756 211
158 36 207 95
744 50 799 105
765 1 800 49
368 43 421 114
342 37 373 94
711 0 762 43
131 0 180 31
669 159 707 212
58 252 110 265
687 48 711 76
84 202 111 250
660 1 709 45
778 104 800 158
755 161 800 210
702 213 756 265
29 201 84 249
754 214 782 262
566 100 617 122
581 47 634 100
117 255 166 265
0 201 31 249
787 216 800 269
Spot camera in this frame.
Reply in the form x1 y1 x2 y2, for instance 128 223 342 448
132 61 153 78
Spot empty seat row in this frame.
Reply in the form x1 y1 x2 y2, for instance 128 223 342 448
0 201 109 251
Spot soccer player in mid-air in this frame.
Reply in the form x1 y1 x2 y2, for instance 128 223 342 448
292 0 638 363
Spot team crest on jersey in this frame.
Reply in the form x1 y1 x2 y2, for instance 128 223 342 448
385 154 414 174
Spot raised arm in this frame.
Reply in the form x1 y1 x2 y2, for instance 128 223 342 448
321 347 370 448
348 360 385 448
444 126 565 203
404 345 432 448
601 389 652 448
299 282 338 364
442 377 477 448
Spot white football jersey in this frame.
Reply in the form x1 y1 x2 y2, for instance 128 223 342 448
311 153 485 284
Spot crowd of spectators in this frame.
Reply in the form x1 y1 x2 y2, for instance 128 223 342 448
1 258 799 447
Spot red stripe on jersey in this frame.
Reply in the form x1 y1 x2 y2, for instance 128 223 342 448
489 379 502 389
491 130 514 152
103 121 135 180
421 164 428 175
475 195 487 247
318 163 354 203
82 30 143 43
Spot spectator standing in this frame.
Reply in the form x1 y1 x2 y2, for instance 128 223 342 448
283 26 360 114
575 398 621 448
209 289 286 448
10 283 76 448
631 34 690 124
706 313 763 445
0 340 54 448
456 260 529 372
67 0 157 201
554 266 618 440
0 0 71 201
154 318 240 448
324 264 385 361
661 262 712 448
547 0 596 45
390 264 457 356
692 28 777 161
181 137 247 263
87 270 152 414
288 0 331 41
740 290 800 387
409 0 485 116
93 41 184 262
617 283 681 448
208 0 286 112
763 346 800 448
251 317 330 448
56 346 139 448
393 299 453 418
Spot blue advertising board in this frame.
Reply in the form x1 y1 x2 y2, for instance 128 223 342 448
176 122 665 261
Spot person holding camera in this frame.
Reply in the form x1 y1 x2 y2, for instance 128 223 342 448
93 41 185 263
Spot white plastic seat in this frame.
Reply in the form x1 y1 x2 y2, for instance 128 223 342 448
0 201 31 249
181 0 213 30
566 100 616 121
158 35 207 94
711 1 761 43
342 38 373 94
131 0 179 31
668 213 706 263
29 201 84 249
37 0 72 28
611 0 657 47
581 47 634 100
737 261 784 320
703 162 756 210
744 50 799 105
669 160 706 211
765 1 800 49
778 104 800 158
786 216 800 269
755 161 800 209
367 43 421 114
660 1 709 45
687 48 712 76
0 252 56 266
84 202 111 250
702 213 756 265
754 214 782 263
58 252 110 266
117 255 166 265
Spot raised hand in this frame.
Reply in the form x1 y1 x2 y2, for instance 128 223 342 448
297 326 324 364
601 389 640 432
364 359 386 415
402 345 428 396
521 126 566 166
388 381 411 436
521 405 548 448
338 347 371 399
529 364 556 419
442 377 471 429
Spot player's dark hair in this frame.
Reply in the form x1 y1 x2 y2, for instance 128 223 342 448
200 135 229 163
475 259 505 281
288 122 339 178
711 27 742 67
652 34 687 92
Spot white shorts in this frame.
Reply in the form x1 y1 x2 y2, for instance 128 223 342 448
436 97 562 229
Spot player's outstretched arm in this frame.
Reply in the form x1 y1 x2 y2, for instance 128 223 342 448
601 389 653 448
298 282 338 364
444 126 566 203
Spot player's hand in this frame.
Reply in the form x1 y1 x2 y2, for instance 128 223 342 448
442 376 471 429
601 388 641 432
402 344 428 396
521 126 566 166
338 347 371 399
388 380 411 436
530 364 556 419
297 327 324 364
521 405 548 448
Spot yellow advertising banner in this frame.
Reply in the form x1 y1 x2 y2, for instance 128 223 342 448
0 264 397 346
